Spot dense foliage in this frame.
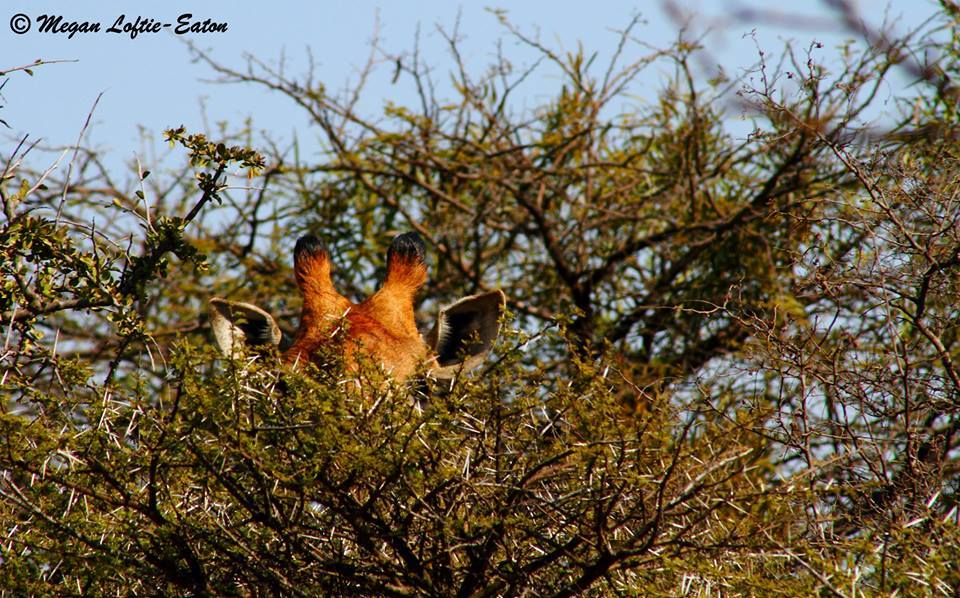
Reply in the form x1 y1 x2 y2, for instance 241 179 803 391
2 6 960 595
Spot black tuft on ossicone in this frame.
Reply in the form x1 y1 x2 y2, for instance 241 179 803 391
294 235 328 263
387 232 426 264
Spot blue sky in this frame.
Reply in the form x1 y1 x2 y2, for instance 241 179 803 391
1 1 942 177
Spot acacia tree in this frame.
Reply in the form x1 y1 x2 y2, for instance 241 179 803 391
1 6 959 596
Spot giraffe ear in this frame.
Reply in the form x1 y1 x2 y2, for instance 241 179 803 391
425 290 506 380
208 298 281 357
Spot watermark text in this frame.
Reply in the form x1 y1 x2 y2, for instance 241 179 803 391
10 13 228 39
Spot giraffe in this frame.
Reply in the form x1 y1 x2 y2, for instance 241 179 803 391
209 232 505 382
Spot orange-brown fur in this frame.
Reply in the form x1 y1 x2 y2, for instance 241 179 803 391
284 238 430 380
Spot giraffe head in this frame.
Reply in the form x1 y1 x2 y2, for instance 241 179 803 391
208 232 506 382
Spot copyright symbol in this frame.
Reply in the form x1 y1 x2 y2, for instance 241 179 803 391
10 13 30 34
